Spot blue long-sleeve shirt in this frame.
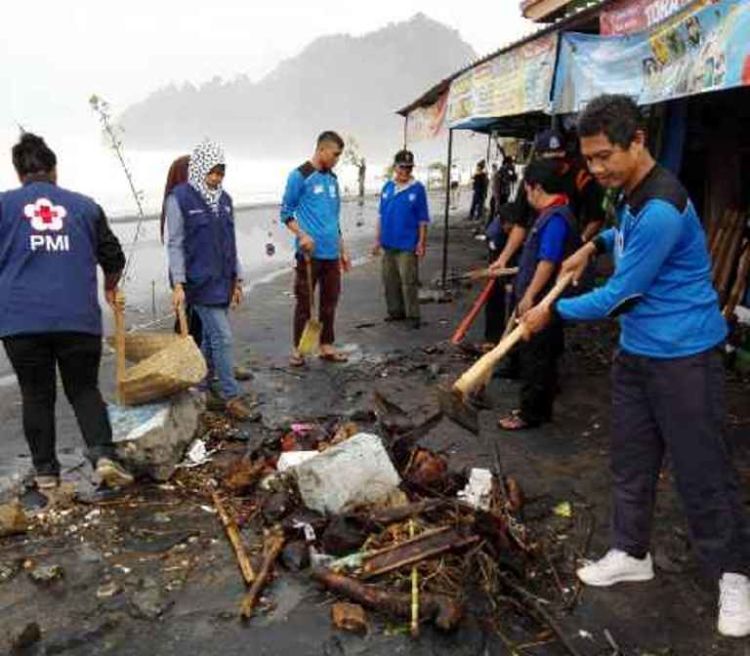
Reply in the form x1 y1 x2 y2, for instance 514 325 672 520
280 162 341 260
556 165 726 358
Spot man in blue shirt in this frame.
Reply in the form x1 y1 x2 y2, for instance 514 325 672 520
498 158 579 431
281 131 351 366
372 150 430 329
524 94 749 637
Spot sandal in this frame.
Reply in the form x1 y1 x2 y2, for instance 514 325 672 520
319 351 348 363
289 353 306 367
498 414 532 431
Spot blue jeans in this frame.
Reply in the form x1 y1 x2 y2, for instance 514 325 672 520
193 305 240 400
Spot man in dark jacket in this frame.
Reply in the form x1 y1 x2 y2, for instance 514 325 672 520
0 134 133 490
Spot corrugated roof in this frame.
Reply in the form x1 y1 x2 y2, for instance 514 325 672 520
396 0 608 116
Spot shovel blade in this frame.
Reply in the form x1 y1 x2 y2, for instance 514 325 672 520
298 319 322 355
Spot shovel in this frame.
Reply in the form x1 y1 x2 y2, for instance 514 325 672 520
297 255 322 355
438 273 573 433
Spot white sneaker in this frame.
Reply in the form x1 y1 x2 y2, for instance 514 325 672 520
718 573 750 637
577 549 654 587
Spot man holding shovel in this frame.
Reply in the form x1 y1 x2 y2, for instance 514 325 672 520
282 131 351 366
523 94 750 637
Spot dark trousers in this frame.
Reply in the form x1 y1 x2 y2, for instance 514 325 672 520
518 319 563 425
611 348 748 578
469 191 487 220
293 258 342 347
3 332 114 476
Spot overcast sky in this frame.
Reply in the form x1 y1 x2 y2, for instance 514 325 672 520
1 0 532 137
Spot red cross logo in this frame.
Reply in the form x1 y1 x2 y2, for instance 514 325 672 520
23 198 66 232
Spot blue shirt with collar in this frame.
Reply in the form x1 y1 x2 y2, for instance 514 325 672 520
556 165 727 358
379 179 430 251
281 162 341 260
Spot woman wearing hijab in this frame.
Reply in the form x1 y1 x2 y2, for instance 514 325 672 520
161 155 203 346
164 140 255 421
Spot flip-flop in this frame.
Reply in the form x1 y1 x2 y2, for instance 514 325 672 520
319 351 348 363
289 353 306 367
498 414 531 431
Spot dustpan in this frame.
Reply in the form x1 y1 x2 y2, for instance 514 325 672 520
297 255 321 355
113 291 207 405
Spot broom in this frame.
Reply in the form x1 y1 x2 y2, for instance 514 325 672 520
297 255 322 355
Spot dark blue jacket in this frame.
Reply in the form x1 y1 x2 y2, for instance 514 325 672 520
172 183 237 306
0 181 124 337
515 204 579 303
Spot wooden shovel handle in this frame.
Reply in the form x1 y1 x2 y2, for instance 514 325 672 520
305 255 315 315
113 289 126 403
177 303 189 338
453 273 572 398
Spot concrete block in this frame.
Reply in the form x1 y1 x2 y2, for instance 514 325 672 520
293 433 401 514
110 392 202 481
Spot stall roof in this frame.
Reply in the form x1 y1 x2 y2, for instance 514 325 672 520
395 0 607 117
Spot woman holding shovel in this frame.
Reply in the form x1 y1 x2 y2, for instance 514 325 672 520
0 133 134 490
165 140 256 421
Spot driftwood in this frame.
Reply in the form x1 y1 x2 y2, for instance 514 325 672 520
724 243 750 319
211 491 256 584
240 528 285 619
361 526 480 579
366 499 444 526
311 568 463 631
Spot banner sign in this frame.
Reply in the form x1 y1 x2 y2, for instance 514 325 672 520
601 0 704 35
405 90 448 143
553 0 750 113
446 33 558 128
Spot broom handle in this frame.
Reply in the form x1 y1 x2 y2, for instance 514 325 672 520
450 278 496 345
305 255 315 316
113 289 126 404
453 273 572 397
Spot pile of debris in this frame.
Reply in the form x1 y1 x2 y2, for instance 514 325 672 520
175 406 592 655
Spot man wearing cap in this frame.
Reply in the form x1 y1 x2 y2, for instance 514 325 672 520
489 129 605 277
372 150 430 329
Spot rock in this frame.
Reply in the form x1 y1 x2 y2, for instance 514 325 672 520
129 577 172 620
28 564 64 584
10 622 41 653
262 490 294 524
110 392 202 481
280 541 310 571
331 602 368 634
0 501 29 537
0 563 16 583
96 581 122 599
321 516 368 556
294 433 401 515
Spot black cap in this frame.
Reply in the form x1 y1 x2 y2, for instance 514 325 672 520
534 129 565 154
394 149 415 167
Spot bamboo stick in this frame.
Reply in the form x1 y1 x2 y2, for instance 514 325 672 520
211 491 256 585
